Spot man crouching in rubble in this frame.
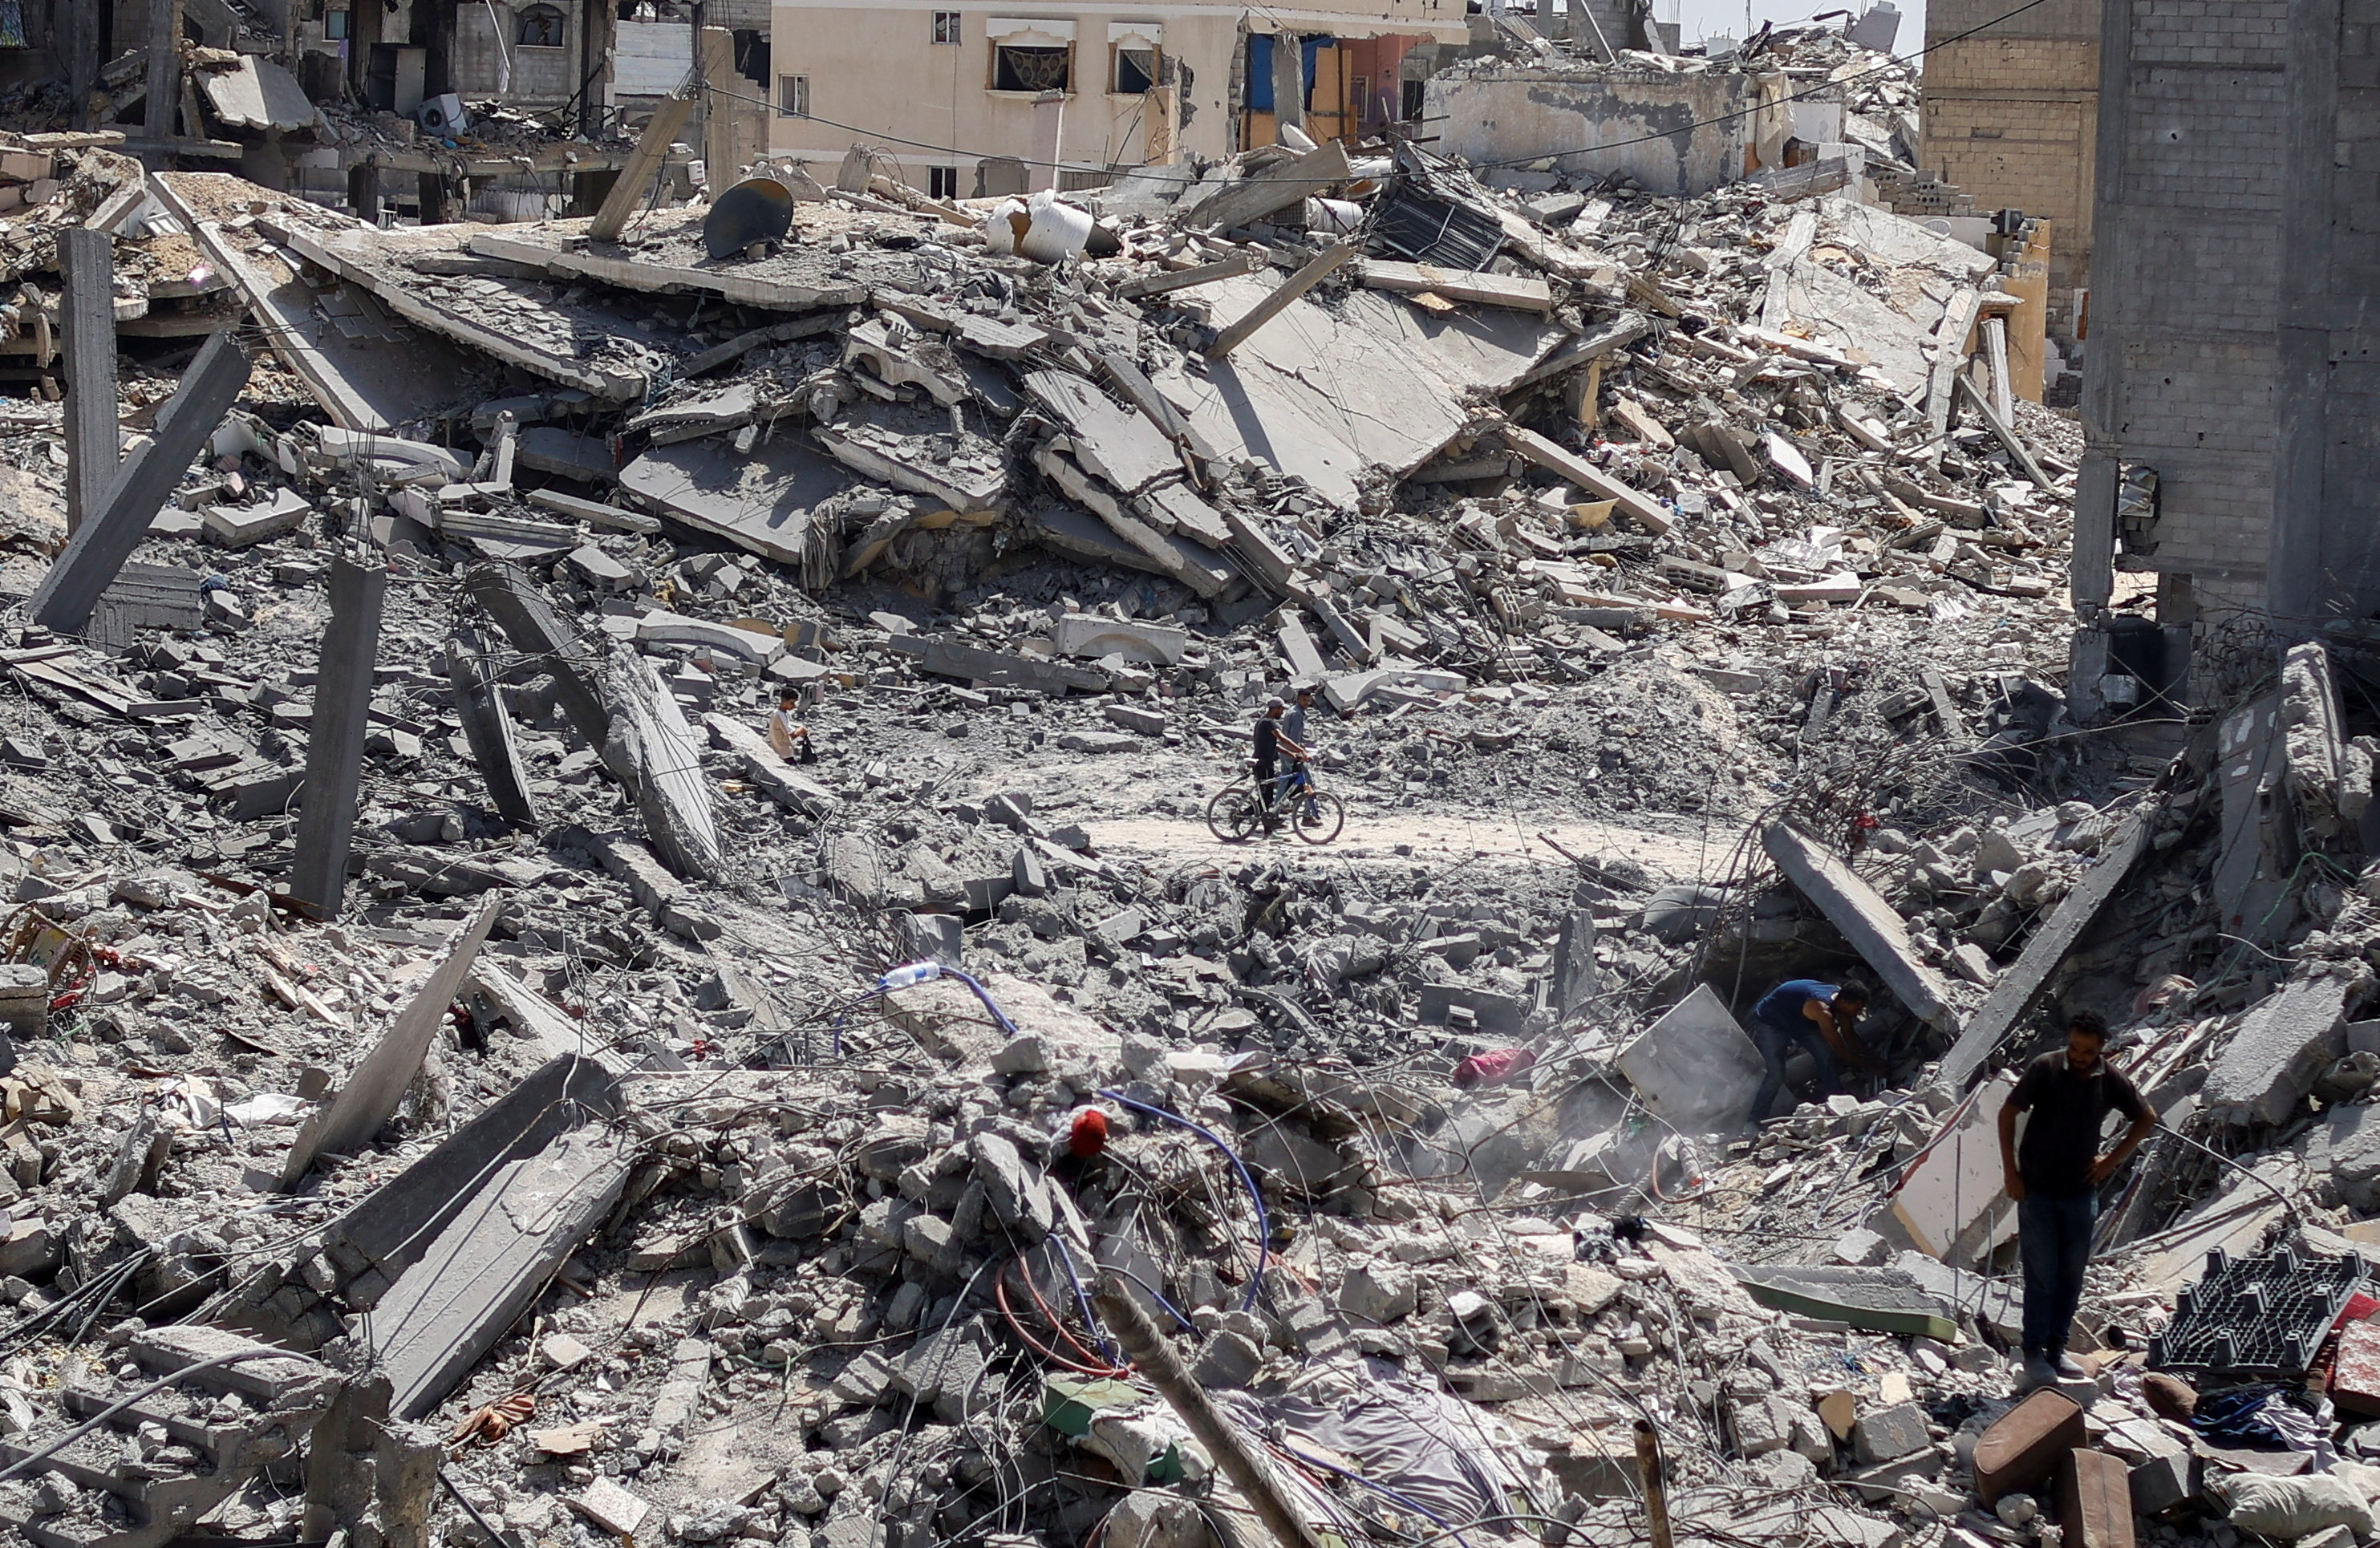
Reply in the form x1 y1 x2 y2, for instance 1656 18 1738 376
1998 1011 2157 1390
1745 978 1879 1129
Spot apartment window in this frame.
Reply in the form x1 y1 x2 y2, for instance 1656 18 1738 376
931 10 959 43
1113 45 1156 94
776 73 809 116
1401 79 1424 120
927 166 959 198
516 3 564 46
993 43 1070 91
324 6 347 38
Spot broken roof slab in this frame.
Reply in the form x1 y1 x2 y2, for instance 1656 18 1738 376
1156 279 1565 509
618 435 852 567
284 222 652 402
155 172 487 431
466 204 931 314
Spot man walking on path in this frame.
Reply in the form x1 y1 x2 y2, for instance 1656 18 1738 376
1745 978 1879 1128
1998 1010 2157 1389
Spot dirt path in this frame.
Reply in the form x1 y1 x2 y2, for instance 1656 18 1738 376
1087 804 1734 881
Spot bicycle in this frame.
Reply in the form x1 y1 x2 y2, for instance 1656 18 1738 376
1204 760 1346 844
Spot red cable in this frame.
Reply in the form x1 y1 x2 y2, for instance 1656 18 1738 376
1018 1254 1113 1368
993 1264 1129 1377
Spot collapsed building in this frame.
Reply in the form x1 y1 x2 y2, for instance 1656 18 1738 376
3 10 2380 1548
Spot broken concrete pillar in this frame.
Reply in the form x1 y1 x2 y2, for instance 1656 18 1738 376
1761 821 1957 1031
26 330 251 634
58 228 118 535
444 631 539 827
1940 807 2153 1088
320 1053 622 1299
1271 31 1307 136
279 894 503 1187
289 554 388 919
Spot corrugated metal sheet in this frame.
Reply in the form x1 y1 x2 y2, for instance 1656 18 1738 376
615 22 693 97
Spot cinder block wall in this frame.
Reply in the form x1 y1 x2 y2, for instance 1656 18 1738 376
1918 0 2098 303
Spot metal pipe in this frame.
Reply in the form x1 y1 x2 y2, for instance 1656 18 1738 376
1634 1420 1673 1548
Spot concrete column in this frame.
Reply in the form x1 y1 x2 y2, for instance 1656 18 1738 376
1030 89 1064 192
444 631 539 827
290 553 388 920
143 0 183 148
27 330 250 634
576 0 615 137
2267 0 2348 632
348 160 383 223
1271 31 1305 135
56 229 118 537
699 25 736 195
67 0 99 129
2069 450 2116 614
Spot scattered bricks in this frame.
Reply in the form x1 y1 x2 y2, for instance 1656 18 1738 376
1973 1388 2086 1505
2057 1449 2137 1548
1730 1394 1797 1457
2333 1316 2380 1416
1850 1401 1930 1465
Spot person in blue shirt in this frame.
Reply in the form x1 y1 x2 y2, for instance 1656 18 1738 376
1745 978 1881 1127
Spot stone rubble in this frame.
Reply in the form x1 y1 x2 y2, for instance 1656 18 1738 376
0 31 2376 1548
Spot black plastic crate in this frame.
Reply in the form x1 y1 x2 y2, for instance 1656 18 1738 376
2150 1242 2372 1377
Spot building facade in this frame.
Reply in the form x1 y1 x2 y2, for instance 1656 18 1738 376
2072 0 2380 708
1916 0 2098 314
764 2 1466 193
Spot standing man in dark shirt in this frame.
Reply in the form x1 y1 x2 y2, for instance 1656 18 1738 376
1998 1010 2156 1389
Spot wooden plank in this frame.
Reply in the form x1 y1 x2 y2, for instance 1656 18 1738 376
1206 241 1358 361
1353 259 1552 314
1500 426 1672 535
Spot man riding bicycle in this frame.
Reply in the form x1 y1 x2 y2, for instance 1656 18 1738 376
1253 698 1309 824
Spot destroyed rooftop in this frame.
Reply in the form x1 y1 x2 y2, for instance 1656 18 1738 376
0 30 2364 1548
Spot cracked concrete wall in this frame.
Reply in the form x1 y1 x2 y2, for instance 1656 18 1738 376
1421 66 1773 196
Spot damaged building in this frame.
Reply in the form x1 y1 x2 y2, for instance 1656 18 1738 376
5 6 2380 1548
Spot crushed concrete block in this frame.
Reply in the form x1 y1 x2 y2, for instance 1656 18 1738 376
1053 613 1189 664
2206 973 2354 1126
1188 1329 1263 1388
1851 1402 1929 1465
571 1477 652 1538
1336 1260 1417 1325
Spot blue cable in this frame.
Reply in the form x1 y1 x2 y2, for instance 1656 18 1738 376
1047 1237 1125 1364
1098 1089 1269 1311
852 960 1022 1056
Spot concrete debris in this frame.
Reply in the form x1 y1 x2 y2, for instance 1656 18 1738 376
0 13 2365 1548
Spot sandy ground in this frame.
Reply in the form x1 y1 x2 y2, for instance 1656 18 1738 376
1087 804 1729 881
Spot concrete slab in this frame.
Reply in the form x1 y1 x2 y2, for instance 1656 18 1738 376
1762 821 1956 1031
1889 1072 2017 1266
618 431 852 569
372 1127 632 1418
2204 973 2354 1127
444 632 539 827
288 554 386 918
1940 805 2155 1088
1614 984 1765 1134
884 634 1109 695
604 653 724 881
280 894 503 1185
1730 1263 1959 1340
1155 279 1563 511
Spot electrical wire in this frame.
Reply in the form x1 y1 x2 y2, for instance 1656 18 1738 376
1099 1088 1269 1310
0 1348 306 1484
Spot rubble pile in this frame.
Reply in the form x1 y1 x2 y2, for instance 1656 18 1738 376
9 60 2380 1548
